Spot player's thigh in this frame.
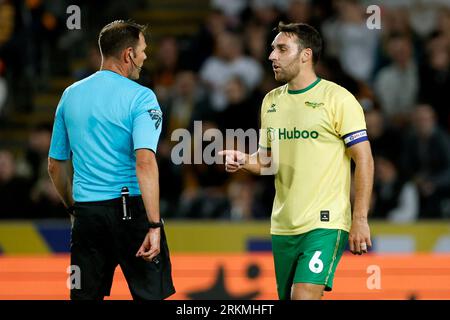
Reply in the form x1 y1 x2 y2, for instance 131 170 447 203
295 228 348 291
272 234 304 300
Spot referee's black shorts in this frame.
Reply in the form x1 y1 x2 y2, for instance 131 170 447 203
70 196 175 300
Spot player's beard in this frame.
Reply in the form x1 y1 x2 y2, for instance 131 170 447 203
273 56 301 83
274 65 299 83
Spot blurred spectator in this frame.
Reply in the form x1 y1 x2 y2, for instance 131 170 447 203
219 76 260 133
372 4 425 83
285 0 312 24
211 0 246 17
409 1 439 39
401 104 450 218
0 0 15 46
26 0 62 80
158 70 213 217
30 177 66 218
365 108 403 164
322 0 379 82
211 0 247 27
0 0 14 108
200 31 263 111
177 122 229 219
0 0 33 112
0 59 6 117
374 33 418 126
0 149 33 218
256 72 279 99
243 20 270 67
316 57 359 94
184 9 228 72
419 31 450 131
224 174 257 220
252 0 295 12
436 6 450 41
223 172 273 220
162 70 212 136
23 123 52 185
248 0 284 29
383 5 417 37
73 43 101 81
371 155 419 223
152 36 180 103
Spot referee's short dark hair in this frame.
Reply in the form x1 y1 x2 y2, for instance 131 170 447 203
98 20 147 58
276 22 323 65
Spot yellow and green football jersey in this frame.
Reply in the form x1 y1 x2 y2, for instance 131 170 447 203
259 78 368 235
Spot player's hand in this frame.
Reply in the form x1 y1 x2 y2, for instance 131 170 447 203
349 217 371 255
218 150 246 172
136 227 160 262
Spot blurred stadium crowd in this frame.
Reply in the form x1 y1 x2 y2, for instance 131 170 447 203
0 0 450 221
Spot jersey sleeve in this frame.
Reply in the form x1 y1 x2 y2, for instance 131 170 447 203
259 94 271 150
49 89 71 160
131 89 163 153
333 92 368 148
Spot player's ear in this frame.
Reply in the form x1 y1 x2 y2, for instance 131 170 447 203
301 48 313 63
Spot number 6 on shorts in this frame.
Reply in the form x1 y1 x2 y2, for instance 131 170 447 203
308 251 324 273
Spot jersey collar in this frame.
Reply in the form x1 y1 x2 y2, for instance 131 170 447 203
288 77 321 94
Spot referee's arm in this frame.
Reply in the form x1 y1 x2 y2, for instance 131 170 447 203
135 149 160 224
48 157 74 209
135 148 161 261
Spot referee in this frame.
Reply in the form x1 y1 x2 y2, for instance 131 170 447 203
48 20 175 300
220 22 374 300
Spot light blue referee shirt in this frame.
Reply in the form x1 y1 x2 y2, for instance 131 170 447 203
49 70 163 202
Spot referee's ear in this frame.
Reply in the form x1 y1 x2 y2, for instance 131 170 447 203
123 47 134 64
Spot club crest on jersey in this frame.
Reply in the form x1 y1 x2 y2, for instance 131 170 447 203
267 104 277 113
148 109 162 129
305 101 324 109
267 127 276 142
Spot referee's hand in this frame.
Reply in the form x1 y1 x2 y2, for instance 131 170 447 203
136 228 160 262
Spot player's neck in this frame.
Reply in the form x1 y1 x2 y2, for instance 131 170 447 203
288 69 318 92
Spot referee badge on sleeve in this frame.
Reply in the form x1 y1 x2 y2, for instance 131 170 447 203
148 109 162 130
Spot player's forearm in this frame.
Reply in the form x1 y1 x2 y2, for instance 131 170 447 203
243 149 275 175
352 155 374 220
242 152 262 175
47 158 74 208
136 160 160 224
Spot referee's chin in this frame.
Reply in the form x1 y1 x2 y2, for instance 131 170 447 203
129 72 140 80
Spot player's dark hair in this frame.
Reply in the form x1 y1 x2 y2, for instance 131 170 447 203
276 22 323 65
98 20 147 58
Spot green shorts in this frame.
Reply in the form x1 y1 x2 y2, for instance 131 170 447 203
272 228 348 300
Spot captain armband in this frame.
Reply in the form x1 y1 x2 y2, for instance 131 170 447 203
342 130 368 147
